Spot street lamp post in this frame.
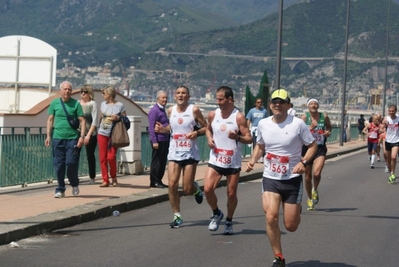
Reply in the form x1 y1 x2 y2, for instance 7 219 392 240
340 0 350 146
383 0 391 117
275 0 284 90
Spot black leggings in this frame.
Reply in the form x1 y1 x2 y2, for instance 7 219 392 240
85 135 98 179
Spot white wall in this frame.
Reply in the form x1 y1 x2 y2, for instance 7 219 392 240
0 89 149 132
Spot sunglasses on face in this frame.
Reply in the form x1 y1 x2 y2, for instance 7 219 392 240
271 99 288 104
81 91 89 94
256 101 262 104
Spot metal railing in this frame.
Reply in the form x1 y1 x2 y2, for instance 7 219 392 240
0 125 356 188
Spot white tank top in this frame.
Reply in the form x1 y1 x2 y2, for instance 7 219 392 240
168 104 200 161
385 116 399 143
209 108 242 169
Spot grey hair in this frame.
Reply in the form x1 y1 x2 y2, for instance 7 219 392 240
60 81 72 90
156 90 167 99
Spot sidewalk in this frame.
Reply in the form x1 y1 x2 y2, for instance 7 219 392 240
0 140 366 245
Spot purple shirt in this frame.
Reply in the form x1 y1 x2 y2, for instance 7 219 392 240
148 103 170 143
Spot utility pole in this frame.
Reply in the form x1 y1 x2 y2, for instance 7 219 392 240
340 0 350 146
275 0 284 90
383 0 391 117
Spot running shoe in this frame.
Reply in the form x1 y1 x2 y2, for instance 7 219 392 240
377 156 381 162
388 174 396 184
307 198 314 211
170 216 183 228
223 221 234 235
54 192 65 198
208 210 224 231
370 164 374 169
193 181 203 204
385 165 389 173
271 256 286 267
312 189 319 205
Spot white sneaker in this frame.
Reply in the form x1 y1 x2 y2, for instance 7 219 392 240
385 165 389 173
72 186 80 196
208 210 224 231
223 221 234 235
54 192 65 198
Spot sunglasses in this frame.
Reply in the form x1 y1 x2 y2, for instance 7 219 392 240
81 91 89 94
256 101 262 104
271 99 288 104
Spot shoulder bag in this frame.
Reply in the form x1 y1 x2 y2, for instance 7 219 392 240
59 98 80 130
111 119 130 148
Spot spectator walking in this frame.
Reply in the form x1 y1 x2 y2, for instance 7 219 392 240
246 97 267 162
45 81 85 198
97 86 127 187
343 109 348 142
79 84 98 184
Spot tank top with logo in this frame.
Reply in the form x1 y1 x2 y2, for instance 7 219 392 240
209 108 242 169
167 104 200 161
385 116 399 143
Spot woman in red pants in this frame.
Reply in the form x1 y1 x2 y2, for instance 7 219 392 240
97 86 127 187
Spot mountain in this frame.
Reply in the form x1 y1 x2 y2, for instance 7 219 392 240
153 0 399 58
0 0 240 67
0 0 299 68
162 0 299 24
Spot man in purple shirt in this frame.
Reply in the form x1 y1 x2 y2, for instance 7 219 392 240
148 90 170 188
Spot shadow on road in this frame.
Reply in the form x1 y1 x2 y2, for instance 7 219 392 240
313 208 358 213
289 260 356 266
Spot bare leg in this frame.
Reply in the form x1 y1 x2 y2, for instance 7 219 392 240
168 162 183 213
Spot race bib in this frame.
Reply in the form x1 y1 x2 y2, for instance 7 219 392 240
214 148 234 168
311 129 325 145
265 152 290 179
173 134 192 152
369 131 378 139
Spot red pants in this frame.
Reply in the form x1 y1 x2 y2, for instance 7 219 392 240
97 134 118 183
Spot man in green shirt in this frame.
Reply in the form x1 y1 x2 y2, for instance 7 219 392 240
45 81 85 198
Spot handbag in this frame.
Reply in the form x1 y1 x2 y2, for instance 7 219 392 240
59 98 80 130
111 120 130 148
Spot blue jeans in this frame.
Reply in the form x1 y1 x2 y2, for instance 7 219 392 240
52 138 81 193
343 127 347 142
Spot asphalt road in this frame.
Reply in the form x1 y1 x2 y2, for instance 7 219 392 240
1 149 399 267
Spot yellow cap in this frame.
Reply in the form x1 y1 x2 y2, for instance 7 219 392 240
271 89 289 101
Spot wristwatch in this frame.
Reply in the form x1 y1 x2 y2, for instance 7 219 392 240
301 159 307 167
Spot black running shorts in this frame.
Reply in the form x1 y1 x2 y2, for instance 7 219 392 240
262 175 303 204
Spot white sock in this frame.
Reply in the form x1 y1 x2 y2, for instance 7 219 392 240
371 154 375 164
174 212 181 219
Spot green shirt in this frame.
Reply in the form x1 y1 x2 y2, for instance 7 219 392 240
48 98 84 140
305 112 327 146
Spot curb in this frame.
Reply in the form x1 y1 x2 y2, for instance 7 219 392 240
0 144 366 246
